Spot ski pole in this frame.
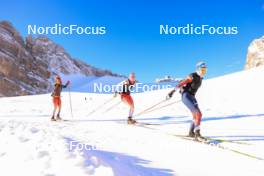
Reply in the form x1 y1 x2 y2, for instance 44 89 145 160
68 86 73 118
87 96 115 116
134 99 167 117
103 101 122 113
136 99 181 116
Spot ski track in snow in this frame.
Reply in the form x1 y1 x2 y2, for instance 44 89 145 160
0 66 264 176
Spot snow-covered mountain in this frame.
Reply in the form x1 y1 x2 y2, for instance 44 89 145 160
245 35 264 69
0 21 122 97
0 66 263 176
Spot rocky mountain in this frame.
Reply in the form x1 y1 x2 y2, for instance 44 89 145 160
0 21 121 97
245 36 264 69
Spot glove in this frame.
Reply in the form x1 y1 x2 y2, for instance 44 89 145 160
113 91 119 98
166 89 176 100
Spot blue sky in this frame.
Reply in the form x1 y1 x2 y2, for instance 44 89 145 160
1 0 264 82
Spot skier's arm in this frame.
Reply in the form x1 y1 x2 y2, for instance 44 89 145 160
114 80 127 97
176 76 192 88
115 80 126 92
62 81 70 88
167 76 192 99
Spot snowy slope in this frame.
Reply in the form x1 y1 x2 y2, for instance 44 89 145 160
0 66 264 176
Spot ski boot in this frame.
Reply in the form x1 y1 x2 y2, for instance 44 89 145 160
56 114 62 121
188 130 195 138
127 117 137 124
188 122 195 138
51 116 56 121
194 129 206 141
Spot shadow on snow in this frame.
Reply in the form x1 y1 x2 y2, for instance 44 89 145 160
142 113 264 125
65 137 175 176
73 113 264 125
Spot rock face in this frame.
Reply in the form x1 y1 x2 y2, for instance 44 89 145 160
0 21 120 97
245 36 264 70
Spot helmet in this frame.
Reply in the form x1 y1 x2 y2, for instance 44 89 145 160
196 61 207 70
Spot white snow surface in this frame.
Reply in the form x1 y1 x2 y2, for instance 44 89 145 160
0 66 264 176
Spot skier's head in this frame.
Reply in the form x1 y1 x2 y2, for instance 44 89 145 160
55 76 62 85
129 72 136 83
196 61 207 77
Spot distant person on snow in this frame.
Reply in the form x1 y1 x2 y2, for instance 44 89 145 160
51 76 70 121
167 62 207 139
115 73 137 124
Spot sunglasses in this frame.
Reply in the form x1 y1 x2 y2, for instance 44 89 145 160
200 67 207 74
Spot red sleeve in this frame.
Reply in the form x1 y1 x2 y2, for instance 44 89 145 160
176 76 192 88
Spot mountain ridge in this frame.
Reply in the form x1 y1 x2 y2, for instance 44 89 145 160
0 21 123 97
